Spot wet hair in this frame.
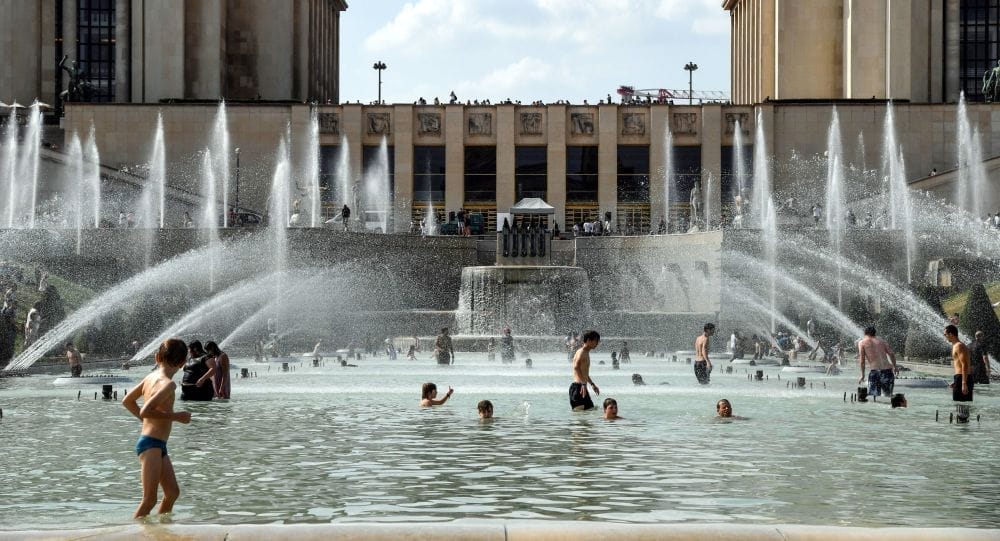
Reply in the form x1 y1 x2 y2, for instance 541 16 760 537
440 327 449 334
205 341 221 355
477 400 493 413
890 394 907 408
716 398 732 411
156 338 188 367
863 326 877 337
421 382 437 399
945 324 959 337
582 330 600 343
704 323 716 332
65 342 74 350
603 397 618 411
188 340 206 357
975 330 985 339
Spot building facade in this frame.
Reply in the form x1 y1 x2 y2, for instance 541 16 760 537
0 0 347 107
725 0 1000 104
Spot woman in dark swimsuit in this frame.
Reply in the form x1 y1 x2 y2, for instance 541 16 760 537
181 340 215 401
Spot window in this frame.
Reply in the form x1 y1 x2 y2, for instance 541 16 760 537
413 146 445 201
617 146 649 203
960 0 1000 101
720 144 753 205
363 144 395 196
77 0 116 102
319 145 341 204
515 146 547 200
464 146 496 202
672 147 702 203
566 146 598 202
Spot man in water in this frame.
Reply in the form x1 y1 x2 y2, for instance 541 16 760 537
434 327 454 365
944 325 973 402
716 399 733 418
65 342 83 377
602 398 622 420
694 323 715 385
569 330 601 410
968 330 991 386
500 327 515 364
857 326 898 398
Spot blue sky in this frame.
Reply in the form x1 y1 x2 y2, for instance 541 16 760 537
339 0 732 104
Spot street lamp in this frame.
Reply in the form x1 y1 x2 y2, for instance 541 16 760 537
233 147 241 225
684 62 698 105
373 61 387 104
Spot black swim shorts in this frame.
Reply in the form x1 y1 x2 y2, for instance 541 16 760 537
569 382 594 410
953 374 974 402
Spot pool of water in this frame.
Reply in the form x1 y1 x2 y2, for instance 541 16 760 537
1 353 997 530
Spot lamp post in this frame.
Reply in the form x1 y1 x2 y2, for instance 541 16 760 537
684 62 698 105
373 61 387 104
233 147 241 225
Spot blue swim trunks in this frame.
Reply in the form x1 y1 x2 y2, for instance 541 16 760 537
867 368 895 397
135 435 168 457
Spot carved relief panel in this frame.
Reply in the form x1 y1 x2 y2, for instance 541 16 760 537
672 113 698 135
417 113 441 136
570 113 595 135
520 112 542 135
318 112 340 135
725 113 750 136
468 112 493 136
367 113 391 135
621 112 646 135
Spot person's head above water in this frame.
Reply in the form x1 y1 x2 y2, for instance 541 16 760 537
156 338 188 368
603 397 619 419
188 340 206 357
704 323 716 336
581 329 600 348
205 341 222 355
716 399 733 418
890 393 907 408
440 327 449 335
477 400 493 419
864 326 877 337
421 382 437 399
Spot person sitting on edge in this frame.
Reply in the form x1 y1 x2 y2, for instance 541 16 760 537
420 382 454 407
716 398 733 418
603 397 622 420
121 338 192 519
569 330 601 411
890 393 907 408
477 400 493 419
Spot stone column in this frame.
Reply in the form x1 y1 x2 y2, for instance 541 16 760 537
444 106 464 217
944 0 960 102
929 0 944 103
701 104 722 227
183 0 224 99
597 105 618 227
496 105 516 212
546 105 567 230
886 0 912 101
649 105 669 223
115 0 131 101
393 105 414 233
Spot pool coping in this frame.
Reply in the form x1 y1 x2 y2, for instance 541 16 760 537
1 522 995 540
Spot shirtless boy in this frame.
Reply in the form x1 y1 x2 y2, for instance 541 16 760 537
569 330 601 410
121 338 192 518
944 325 973 402
857 326 898 397
694 323 715 385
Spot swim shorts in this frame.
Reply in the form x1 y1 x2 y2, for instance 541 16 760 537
71 364 82 377
135 435 168 457
952 375 974 402
569 382 594 410
867 368 895 397
694 360 711 385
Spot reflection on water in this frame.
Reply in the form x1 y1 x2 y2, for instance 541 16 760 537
0 354 998 529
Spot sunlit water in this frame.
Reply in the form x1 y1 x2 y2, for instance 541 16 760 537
0 353 997 530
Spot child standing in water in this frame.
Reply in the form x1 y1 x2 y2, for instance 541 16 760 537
122 338 192 519
420 382 454 407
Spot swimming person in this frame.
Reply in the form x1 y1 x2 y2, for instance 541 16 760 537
716 399 733 418
602 398 622 420
569 330 601 410
694 323 715 384
420 382 454 407
121 338 192 519
944 325 973 402
857 326 897 398
478 400 494 419
890 394 908 408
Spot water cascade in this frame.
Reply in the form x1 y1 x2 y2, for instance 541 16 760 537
955 92 989 219
66 133 83 254
663 122 674 227
269 138 292 325
2 108 17 227
882 103 917 283
24 103 42 228
84 123 101 228
201 150 221 290
336 134 352 210
825 107 845 308
732 119 747 227
210 102 231 227
750 109 771 227
762 197 778 332
364 136 391 233
307 109 322 227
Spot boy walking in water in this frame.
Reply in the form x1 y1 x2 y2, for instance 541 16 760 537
694 323 715 384
122 338 192 519
569 330 601 410
944 325 974 402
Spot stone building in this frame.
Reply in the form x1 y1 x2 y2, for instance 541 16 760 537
0 0 347 107
724 0 999 104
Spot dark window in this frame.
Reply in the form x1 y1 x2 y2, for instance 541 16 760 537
464 146 496 202
319 145 341 203
566 146 598 202
515 146 547 200
720 144 753 204
672 146 702 202
363 144 395 196
76 0 116 102
617 145 649 202
413 146 445 201
960 0 1000 101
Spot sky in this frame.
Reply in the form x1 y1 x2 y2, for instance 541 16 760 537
339 0 732 105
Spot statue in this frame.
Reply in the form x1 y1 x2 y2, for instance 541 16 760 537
58 55 93 103
983 60 1000 103
732 193 744 229
689 180 702 227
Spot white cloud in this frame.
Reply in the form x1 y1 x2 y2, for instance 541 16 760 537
364 0 473 52
693 15 729 35
454 57 555 98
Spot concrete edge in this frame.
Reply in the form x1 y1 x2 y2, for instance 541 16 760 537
0 522 996 541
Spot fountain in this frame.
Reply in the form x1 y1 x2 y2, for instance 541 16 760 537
66 133 83 254
732 119 748 228
138 113 167 229
306 108 322 227
201 150 220 290
663 121 674 227
955 92 989 219
335 134 352 210
210 102 231 227
84 123 101 229
825 107 845 308
363 136 391 233
25 103 42 228
882 102 917 283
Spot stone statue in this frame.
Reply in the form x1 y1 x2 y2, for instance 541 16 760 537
58 55 92 103
732 193 744 229
689 180 702 226
983 60 1000 103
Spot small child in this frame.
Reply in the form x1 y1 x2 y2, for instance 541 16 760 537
477 400 494 419
122 338 192 519
420 382 453 407
603 397 622 420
